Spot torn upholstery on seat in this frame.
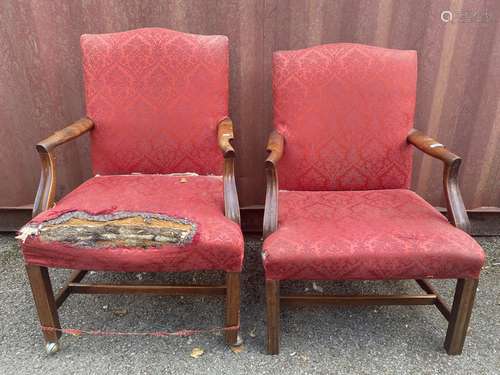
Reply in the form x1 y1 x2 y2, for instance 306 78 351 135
21 175 244 273
25 211 197 248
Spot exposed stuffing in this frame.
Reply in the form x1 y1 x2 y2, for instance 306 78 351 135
19 211 197 248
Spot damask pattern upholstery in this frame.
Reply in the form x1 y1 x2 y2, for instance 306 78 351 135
263 190 484 280
22 175 244 272
81 28 228 175
273 43 417 191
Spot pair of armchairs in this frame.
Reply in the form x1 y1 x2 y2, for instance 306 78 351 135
19 28 484 356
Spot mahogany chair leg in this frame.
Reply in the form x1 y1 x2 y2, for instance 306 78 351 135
266 279 280 354
225 272 241 346
25 265 61 354
444 278 479 355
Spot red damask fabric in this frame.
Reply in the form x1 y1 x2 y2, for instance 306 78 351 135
22 175 243 273
263 190 484 280
273 43 417 190
81 28 228 175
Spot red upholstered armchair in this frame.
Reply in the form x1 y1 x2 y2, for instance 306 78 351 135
18 28 243 353
263 43 485 355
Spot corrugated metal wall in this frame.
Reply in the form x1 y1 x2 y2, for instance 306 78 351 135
1 0 498 209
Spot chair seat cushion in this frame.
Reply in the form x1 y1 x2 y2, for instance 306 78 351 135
21 175 243 273
263 190 484 280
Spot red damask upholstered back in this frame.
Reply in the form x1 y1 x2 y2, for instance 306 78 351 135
81 28 228 175
273 43 417 191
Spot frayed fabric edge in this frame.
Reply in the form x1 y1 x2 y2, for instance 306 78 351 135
16 225 41 243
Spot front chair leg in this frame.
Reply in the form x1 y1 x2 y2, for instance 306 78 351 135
25 265 61 354
266 279 280 354
225 272 241 346
444 278 479 355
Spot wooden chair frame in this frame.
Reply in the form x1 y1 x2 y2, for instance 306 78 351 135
26 117 241 354
263 129 479 355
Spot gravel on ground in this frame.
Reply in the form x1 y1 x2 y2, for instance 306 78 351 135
0 234 498 374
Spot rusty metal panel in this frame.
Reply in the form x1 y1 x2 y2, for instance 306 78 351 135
0 0 498 210
0 207 32 232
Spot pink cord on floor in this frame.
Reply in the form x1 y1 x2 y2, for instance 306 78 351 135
41 324 239 337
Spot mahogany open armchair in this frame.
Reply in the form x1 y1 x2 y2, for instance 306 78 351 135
18 28 243 354
262 44 485 355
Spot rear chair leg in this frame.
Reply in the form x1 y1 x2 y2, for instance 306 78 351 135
444 278 479 355
266 279 280 354
25 265 61 354
225 272 241 346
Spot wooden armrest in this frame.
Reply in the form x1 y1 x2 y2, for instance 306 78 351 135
32 117 94 217
217 118 240 224
407 129 459 165
263 131 284 238
265 131 284 167
37 117 94 153
407 128 470 232
217 118 235 158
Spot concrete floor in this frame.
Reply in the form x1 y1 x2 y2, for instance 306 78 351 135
0 234 498 374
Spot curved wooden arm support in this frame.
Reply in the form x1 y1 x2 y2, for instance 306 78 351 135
36 117 94 153
407 129 471 233
32 118 94 217
217 118 240 224
218 117 236 158
263 131 284 239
